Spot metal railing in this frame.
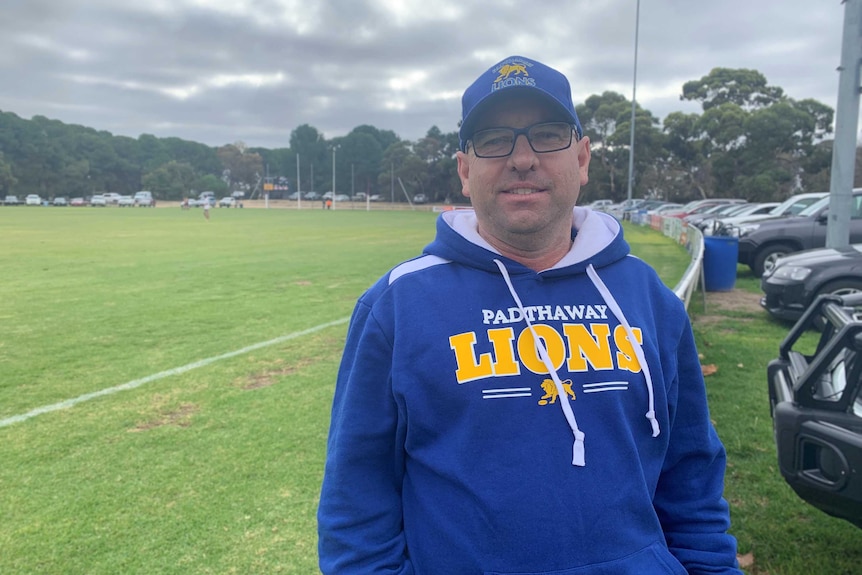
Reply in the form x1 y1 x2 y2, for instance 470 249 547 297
630 211 703 309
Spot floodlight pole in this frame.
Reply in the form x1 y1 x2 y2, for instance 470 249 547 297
626 0 640 202
296 153 301 209
827 0 862 249
332 147 337 209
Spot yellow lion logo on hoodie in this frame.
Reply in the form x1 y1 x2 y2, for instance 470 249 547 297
538 378 576 405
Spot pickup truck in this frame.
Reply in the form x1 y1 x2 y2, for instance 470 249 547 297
768 292 862 528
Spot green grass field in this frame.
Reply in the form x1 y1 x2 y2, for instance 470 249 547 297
1 207 859 574
0 207 436 574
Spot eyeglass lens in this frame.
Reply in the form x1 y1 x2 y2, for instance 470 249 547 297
471 122 573 158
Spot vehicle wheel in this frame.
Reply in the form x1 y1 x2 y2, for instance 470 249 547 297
815 279 862 301
812 279 862 330
753 243 795 277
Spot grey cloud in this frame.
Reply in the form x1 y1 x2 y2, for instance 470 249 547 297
0 0 847 148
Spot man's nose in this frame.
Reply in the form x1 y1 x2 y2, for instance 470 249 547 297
507 133 538 170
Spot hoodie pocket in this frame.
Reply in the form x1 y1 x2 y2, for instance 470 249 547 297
484 541 687 575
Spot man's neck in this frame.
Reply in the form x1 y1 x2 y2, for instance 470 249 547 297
478 227 573 272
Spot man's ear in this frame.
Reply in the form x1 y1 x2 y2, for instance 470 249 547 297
578 136 591 186
456 151 471 198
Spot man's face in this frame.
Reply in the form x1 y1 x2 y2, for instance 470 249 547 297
456 92 590 252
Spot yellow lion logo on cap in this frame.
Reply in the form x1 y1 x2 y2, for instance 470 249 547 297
494 63 529 82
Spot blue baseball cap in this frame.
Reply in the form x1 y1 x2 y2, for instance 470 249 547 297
458 55 583 152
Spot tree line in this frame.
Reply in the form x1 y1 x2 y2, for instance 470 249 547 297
0 67 855 204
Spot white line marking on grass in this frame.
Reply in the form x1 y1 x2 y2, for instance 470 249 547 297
0 317 350 429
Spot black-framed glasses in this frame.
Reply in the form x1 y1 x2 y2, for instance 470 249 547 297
468 121 577 158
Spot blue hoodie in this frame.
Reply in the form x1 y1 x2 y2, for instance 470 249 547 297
318 207 740 574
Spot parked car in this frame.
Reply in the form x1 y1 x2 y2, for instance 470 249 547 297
287 192 302 200
90 194 107 207
117 195 135 207
25 194 42 206
70 197 86 207
334 194 350 202
606 198 644 220
133 190 155 207
53 197 68 206
683 202 749 226
218 196 236 208
647 203 684 215
304 192 321 201
761 244 862 322
626 200 677 224
413 193 428 204
714 192 828 237
668 198 745 220
767 291 862 528
738 189 862 276
586 199 613 210
3 195 20 205
103 192 121 205
352 192 367 201
368 194 382 202
698 202 778 234
662 198 745 219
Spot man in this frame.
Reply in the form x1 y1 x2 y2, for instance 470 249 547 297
318 55 740 574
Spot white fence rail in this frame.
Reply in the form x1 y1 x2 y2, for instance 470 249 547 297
629 211 703 309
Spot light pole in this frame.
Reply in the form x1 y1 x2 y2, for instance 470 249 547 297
331 146 337 209
626 0 640 201
296 153 301 208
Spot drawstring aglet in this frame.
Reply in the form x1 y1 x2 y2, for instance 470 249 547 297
572 430 585 467
646 410 660 437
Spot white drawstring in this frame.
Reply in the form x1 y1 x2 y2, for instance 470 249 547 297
493 260 586 466
492 259 661 467
586 265 660 437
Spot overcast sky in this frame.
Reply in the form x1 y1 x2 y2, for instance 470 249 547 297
0 1 849 149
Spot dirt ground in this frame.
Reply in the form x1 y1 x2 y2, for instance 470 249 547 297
703 288 763 313
690 287 764 327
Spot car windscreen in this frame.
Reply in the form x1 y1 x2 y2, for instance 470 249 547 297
797 196 831 217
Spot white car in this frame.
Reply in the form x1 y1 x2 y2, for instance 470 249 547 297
103 192 121 205
117 195 135 207
586 199 614 210
133 191 155 207
90 195 107 207
25 194 42 206
218 197 235 208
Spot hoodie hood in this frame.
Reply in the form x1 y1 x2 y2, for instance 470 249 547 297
427 206 630 274
423 206 658 466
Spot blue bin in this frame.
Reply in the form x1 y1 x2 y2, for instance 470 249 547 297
703 236 739 291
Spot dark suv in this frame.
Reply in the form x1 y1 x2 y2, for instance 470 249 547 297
736 190 862 276
768 292 862 528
